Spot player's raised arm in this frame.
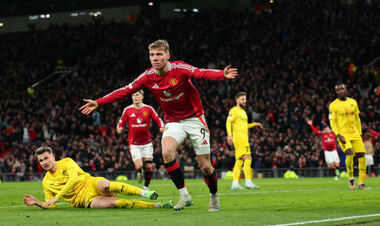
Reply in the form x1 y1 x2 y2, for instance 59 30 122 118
79 72 146 115
182 62 238 80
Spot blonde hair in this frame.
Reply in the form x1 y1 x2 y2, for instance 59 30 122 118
148 39 170 53
34 145 53 157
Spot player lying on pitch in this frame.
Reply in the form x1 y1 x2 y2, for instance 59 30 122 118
24 145 173 209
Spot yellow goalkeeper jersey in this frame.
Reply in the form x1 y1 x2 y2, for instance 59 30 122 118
42 158 92 208
226 106 257 145
328 97 362 137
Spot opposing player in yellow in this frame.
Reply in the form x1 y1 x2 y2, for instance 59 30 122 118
329 83 368 189
23 146 173 209
226 92 262 190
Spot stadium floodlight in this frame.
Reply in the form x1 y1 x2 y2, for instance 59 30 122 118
183 9 187 12
173 8 181 12
70 12 79 17
270 0 274 3
40 14 46 18
148 2 154 6
192 8 199 13
46 14 50 18
0 22 3 27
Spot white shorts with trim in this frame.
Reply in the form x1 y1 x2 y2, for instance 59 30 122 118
365 154 374 166
162 115 210 155
324 150 340 165
130 143 153 161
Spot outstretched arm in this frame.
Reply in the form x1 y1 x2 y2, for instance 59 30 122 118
183 62 238 80
79 72 146 115
248 122 263 129
24 195 45 208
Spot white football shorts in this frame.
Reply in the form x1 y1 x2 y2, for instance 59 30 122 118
162 115 210 155
365 154 374 166
130 143 154 161
324 150 340 165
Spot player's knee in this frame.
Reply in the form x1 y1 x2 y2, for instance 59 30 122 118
162 150 175 162
356 153 364 158
200 164 213 174
345 149 353 155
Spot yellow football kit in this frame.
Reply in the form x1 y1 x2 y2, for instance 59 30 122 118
329 97 366 184
226 106 257 159
42 158 113 208
226 106 259 182
328 97 365 153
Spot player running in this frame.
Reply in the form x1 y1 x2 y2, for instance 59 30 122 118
80 39 238 211
117 90 164 189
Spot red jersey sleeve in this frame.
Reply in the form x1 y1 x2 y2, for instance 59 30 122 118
178 62 226 80
310 124 321 136
117 107 129 129
149 106 164 128
96 72 146 106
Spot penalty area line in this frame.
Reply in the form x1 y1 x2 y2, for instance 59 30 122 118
270 213 380 226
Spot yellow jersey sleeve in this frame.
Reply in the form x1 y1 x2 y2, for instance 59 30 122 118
226 108 236 136
248 122 257 129
42 183 57 209
54 159 79 200
354 100 362 135
328 102 340 135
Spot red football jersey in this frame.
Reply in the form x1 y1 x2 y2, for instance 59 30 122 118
117 104 164 145
97 61 225 123
310 125 337 151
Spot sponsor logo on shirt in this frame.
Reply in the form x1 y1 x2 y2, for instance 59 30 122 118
131 124 147 127
160 92 184 102
137 118 142 123
163 90 171 97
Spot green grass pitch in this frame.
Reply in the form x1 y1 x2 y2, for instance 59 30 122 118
1 177 380 225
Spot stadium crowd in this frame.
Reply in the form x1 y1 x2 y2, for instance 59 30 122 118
1 0 379 180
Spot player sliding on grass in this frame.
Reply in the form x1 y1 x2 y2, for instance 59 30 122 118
80 39 238 211
24 146 173 209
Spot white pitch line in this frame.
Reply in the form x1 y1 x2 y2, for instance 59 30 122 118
0 203 67 209
270 213 380 226
1 187 377 209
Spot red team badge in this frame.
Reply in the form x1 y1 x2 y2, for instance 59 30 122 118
169 78 178 86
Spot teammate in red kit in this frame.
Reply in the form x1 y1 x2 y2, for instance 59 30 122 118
306 119 340 179
117 90 164 190
80 39 238 211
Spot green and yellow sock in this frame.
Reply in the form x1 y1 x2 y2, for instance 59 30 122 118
109 182 141 196
358 156 366 184
116 199 154 209
345 155 354 179
243 159 252 179
232 160 244 181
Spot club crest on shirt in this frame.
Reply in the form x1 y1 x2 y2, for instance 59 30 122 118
163 90 172 97
62 170 67 175
169 78 178 86
143 111 148 116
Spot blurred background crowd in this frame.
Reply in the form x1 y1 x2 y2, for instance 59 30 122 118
1 0 379 180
